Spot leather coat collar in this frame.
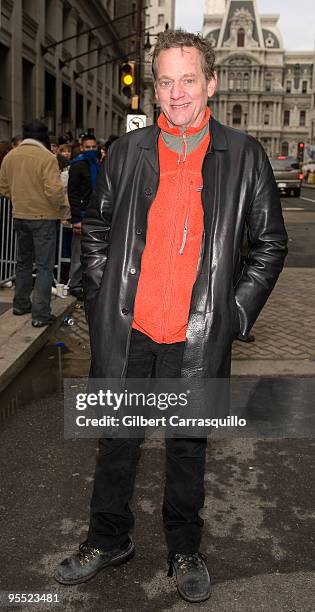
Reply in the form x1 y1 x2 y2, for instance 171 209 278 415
136 116 228 152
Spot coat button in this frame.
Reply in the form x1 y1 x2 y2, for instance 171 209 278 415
121 308 129 315
144 187 152 197
130 268 136 275
136 228 142 235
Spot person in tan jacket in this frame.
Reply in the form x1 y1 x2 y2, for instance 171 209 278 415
0 119 68 327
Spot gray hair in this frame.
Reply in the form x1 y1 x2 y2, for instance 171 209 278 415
152 30 216 82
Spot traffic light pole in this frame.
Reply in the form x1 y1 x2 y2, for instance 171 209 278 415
73 51 137 80
135 0 144 110
60 25 154 69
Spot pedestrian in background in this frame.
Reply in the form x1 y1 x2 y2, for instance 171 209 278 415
49 135 59 156
11 135 23 148
104 135 119 155
67 133 99 301
0 142 10 168
57 144 72 171
0 119 68 327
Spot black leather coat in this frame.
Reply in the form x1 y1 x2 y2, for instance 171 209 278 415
81 117 287 380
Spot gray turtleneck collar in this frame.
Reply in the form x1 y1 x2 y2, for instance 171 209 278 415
161 124 209 161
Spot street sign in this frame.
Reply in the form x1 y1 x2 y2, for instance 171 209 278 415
126 114 146 132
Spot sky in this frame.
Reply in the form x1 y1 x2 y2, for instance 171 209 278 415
175 0 315 51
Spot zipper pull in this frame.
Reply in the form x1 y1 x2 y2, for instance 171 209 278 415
179 218 188 255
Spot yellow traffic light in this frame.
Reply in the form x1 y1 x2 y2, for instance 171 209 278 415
121 61 135 97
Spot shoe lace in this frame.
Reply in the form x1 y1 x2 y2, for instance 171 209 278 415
78 542 102 566
167 552 207 577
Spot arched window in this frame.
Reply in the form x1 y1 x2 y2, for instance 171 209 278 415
281 142 289 156
229 72 235 90
237 28 245 47
232 104 242 125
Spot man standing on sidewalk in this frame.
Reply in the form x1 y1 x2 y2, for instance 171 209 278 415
67 133 99 301
55 31 287 602
0 120 67 327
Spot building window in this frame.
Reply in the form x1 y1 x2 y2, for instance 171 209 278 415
284 110 290 126
44 71 56 132
264 114 270 125
237 28 245 47
158 14 164 26
146 13 150 26
62 4 71 41
76 92 83 131
158 0 165 5
22 0 37 19
243 73 249 90
281 142 289 156
265 72 272 91
232 104 242 126
62 82 71 124
22 58 34 123
45 0 55 35
300 110 306 126
286 81 292 93
302 80 307 93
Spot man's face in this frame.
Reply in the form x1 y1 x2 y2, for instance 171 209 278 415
154 46 217 129
81 139 97 152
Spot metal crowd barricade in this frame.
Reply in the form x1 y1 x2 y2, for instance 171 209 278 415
0 197 71 286
0 196 17 286
56 221 72 283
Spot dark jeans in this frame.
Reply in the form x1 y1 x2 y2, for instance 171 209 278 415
88 329 207 554
13 219 56 321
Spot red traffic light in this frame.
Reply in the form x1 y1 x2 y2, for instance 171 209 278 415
298 142 304 148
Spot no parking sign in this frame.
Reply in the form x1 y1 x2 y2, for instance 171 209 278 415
126 114 147 132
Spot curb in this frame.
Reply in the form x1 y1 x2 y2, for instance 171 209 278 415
0 295 77 393
232 359 315 377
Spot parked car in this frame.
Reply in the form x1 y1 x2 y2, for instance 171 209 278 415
269 156 303 197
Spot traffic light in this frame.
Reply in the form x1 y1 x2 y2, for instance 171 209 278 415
120 61 135 98
297 141 305 163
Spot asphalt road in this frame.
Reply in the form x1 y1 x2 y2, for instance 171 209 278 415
0 389 314 612
281 186 315 267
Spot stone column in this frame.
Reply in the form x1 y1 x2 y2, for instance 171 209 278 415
68 8 79 135
54 0 64 136
10 0 23 135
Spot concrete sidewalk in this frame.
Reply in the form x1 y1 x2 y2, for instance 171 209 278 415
62 267 315 378
0 285 76 393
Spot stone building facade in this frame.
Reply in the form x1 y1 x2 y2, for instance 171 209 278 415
0 0 143 141
203 0 315 158
143 0 175 124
